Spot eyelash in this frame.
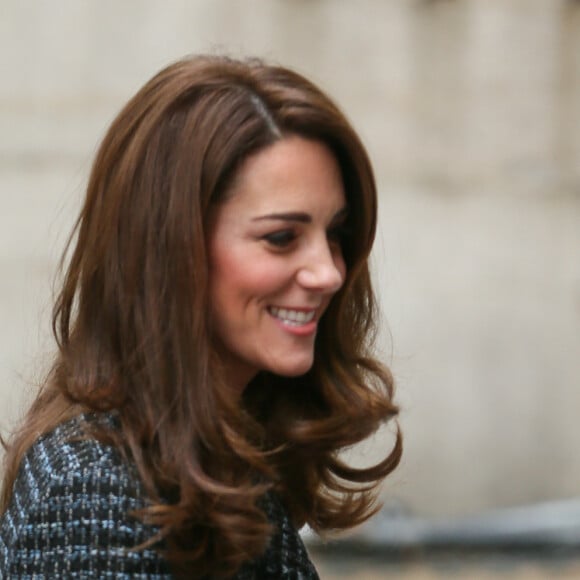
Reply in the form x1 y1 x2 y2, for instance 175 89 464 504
328 223 350 243
262 224 350 249
262 230 297 248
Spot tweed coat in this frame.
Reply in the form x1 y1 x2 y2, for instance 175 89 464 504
0 414 319 579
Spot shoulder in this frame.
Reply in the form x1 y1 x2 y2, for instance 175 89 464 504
7 413 145 518
0 413 170 578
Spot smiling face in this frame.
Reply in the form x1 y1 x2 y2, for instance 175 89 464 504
207 136 348 390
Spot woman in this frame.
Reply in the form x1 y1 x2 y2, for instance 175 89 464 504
0 55 401 578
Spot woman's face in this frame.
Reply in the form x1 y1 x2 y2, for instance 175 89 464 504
208 136 347 390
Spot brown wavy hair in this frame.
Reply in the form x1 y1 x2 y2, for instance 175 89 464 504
1 55 401 577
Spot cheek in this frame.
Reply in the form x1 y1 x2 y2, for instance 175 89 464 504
335 250 347 287
210 248 282 311
339 256 347 281
210 258 246 310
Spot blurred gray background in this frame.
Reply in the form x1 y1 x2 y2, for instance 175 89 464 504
1 0 579 577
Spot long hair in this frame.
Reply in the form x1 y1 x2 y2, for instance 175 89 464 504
1 55 401 577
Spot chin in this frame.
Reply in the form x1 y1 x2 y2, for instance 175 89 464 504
271 359 314 378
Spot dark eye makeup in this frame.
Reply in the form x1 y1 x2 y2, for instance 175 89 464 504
262 230 297 248
259 208 350 250
327 222 351 243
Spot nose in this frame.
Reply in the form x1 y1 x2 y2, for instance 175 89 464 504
296 239 345 294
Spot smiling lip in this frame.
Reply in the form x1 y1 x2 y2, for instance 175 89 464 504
268 306 319 336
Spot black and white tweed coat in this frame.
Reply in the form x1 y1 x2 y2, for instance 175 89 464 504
0 414 319 579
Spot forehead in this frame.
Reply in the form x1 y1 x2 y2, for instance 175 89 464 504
221 136 346 216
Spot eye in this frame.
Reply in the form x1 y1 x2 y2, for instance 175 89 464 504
327 222 350 245
262 230 297 248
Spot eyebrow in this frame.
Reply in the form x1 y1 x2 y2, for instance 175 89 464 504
252 206 349 224
252 212 311 223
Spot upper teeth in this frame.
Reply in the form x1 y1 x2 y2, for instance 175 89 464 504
270 307 315 326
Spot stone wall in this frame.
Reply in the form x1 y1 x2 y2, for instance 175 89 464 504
0 0 578 516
